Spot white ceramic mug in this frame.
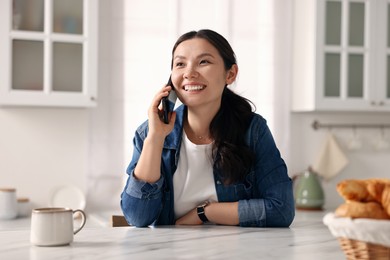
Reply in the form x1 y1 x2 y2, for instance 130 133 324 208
0 188 18 220
30 207 86 246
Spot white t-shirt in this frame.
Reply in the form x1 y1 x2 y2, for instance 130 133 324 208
173 132 218 219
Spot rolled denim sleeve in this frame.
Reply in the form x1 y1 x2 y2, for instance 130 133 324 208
238 176 295 227
120 122 165 227
121 172 165 227
125 171 164 200
238 199 266 226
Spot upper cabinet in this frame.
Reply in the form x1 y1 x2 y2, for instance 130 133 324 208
292 0 390 112
0 0 98 107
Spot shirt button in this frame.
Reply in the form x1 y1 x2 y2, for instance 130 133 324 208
216 180 221 185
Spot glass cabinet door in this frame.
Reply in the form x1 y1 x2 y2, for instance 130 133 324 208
347 2 365 98
53 0 83 34
12 0 45 92
325 1 342 45
12 0 44 31
323 0 366 100
52 42 83 92
324 53 341 97
324 1 342 97
292 0 390 111
10 0 85 94
1 0 97 107
12 40 44 91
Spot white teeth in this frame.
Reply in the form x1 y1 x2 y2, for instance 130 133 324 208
184 85 205 91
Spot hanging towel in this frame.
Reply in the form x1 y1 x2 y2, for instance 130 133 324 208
312 133 349 181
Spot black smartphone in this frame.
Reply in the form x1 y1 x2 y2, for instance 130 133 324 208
162 76 177 124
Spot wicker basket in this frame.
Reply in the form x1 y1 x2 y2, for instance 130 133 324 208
323 213 390 260
338 237 390 260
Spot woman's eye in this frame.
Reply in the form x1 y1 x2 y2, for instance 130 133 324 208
175 62 184 67
200 60 210 65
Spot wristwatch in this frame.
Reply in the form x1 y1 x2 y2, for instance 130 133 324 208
196 201 209 223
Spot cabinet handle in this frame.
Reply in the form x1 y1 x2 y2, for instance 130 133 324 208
371 101 376 106
378 101 384 106
90 96 96 101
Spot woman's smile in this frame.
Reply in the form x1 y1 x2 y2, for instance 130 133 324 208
183 84 206 92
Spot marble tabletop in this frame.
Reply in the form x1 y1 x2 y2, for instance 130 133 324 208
0 210 345 260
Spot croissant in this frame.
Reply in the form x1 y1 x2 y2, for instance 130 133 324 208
335 201 389 220
336 178 390 202
383 185 390 216
336 179 374 202
335 178 390 219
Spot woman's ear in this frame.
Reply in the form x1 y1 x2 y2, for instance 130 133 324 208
226 64 238 85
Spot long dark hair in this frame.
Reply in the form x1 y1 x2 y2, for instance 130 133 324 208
172 29 255 184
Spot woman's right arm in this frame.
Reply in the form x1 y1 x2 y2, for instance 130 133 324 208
120 85 176 227
134 85 176 183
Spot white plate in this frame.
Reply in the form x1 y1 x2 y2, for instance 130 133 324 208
50 185 86 210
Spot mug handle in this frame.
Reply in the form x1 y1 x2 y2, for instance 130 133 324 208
73 209 86 235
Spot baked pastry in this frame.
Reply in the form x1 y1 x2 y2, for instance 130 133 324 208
335 178 390 219
336 179 373 202
383 184 390 216
336 178 390 202
335 201 389 220
367 182 390 216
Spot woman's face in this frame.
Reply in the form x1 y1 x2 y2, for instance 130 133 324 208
171 38 237 110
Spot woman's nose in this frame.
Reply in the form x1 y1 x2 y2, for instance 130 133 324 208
183 66 199 79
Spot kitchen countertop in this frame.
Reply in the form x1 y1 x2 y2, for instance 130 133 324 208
0 210 345 260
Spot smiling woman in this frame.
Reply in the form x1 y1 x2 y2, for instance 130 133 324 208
120 29 295 228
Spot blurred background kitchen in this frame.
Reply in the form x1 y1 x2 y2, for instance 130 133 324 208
1 0 389 217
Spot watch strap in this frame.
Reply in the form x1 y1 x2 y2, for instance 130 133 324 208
197 202 209 223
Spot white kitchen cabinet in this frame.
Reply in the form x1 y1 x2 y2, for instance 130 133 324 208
292 0 390 112
0 0 98 107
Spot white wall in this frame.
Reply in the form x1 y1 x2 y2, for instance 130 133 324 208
0 108 88 209
85 0 125 212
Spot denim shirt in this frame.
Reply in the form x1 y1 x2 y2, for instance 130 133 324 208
121 105 295 227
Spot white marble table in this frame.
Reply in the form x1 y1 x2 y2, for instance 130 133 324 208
0 210 345 260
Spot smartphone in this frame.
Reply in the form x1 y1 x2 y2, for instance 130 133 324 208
162 76 177 124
